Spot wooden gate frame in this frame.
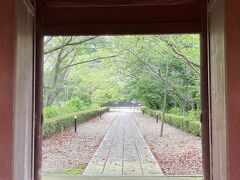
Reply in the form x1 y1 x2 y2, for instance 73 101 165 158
34 0 210 180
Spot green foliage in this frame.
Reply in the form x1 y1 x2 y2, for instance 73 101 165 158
43 106 60 119
61 59 125 107
168 108 182 116
189 121 201 136
43 107 109 138
187 109 201 121
113 35 200 112
61 165 85 175
88 104 101 109
63 98 88 113
43 98 106 121
128 78 164 110
43 98 90 120
44 35 200 117
141 107 201 136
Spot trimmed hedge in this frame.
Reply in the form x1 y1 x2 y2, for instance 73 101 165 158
189 121 201 136
140 107 201 136
43 107 109 138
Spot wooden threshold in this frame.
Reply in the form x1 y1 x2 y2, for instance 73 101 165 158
42 175 203 180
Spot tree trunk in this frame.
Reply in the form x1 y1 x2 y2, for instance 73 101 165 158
191 94 196 110
160 47 170 137
182 106 187 116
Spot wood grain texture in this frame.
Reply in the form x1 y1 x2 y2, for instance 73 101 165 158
43 5 200 25
38 3 201 35
44 0 201 7
209 0 228 179
35 1 43 180
0 0 15 179
42 22 201 35
226 1 240 179
36 1 207 180
14 0 35 179
200 1 210 180
42 176 203 180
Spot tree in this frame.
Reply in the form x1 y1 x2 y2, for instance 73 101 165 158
112 35 200 113
43 36 121 106
43 35 201 124
160 46 170 137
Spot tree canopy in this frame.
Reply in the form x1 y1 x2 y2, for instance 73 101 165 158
43 35 200 118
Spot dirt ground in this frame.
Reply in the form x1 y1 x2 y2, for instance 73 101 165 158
42 112 117 174
133 112 203 176
42 109 202 176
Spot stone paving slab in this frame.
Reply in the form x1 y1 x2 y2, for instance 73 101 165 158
83 111 163 176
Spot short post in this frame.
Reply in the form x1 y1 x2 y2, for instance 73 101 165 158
99 110 102 118
156 112 158 123
74 115 77 133
143 109 145 115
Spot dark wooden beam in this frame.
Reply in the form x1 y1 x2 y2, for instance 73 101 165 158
41 4 201 29
44 0 201 8
39 0 201 35
42 22 201 36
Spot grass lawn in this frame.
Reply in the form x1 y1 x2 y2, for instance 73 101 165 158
61 165 86 175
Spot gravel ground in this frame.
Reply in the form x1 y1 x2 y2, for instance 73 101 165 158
133 112 203 176
42 112 117 174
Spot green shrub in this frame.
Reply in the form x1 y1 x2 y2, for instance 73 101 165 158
168 108 182 116
165 115 172 125
62 98 88 113
141 107 201 136
88 104 101 110
43 107 109 138
43 106 60 119
189 121 201 136
187 109 201 121
43 99 94 120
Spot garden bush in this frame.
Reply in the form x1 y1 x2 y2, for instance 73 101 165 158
168 108 182 116
141 107 201 136
43 107 109 138
43 99 98 120
43 106 60 119
189 121 201 136
62 98 88 114
187 109 201 121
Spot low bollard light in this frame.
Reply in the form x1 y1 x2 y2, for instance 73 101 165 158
99 110 102 118
74 115 77 133
156 112 158 123
143 109 145 115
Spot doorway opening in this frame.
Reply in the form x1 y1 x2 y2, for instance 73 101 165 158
41 35 203 179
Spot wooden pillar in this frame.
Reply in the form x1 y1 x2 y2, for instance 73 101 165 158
0 1 15 179
0 0 35 179
209 0 240 179
200 1 210 180
226 1 240 179
34 27 43 180
34 1 44 179
14 0 35 179
199 0 240 179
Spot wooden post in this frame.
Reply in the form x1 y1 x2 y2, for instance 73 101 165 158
34 1 44 178
200 0 210 179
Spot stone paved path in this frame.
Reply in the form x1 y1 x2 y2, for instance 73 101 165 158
83 110 163 176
